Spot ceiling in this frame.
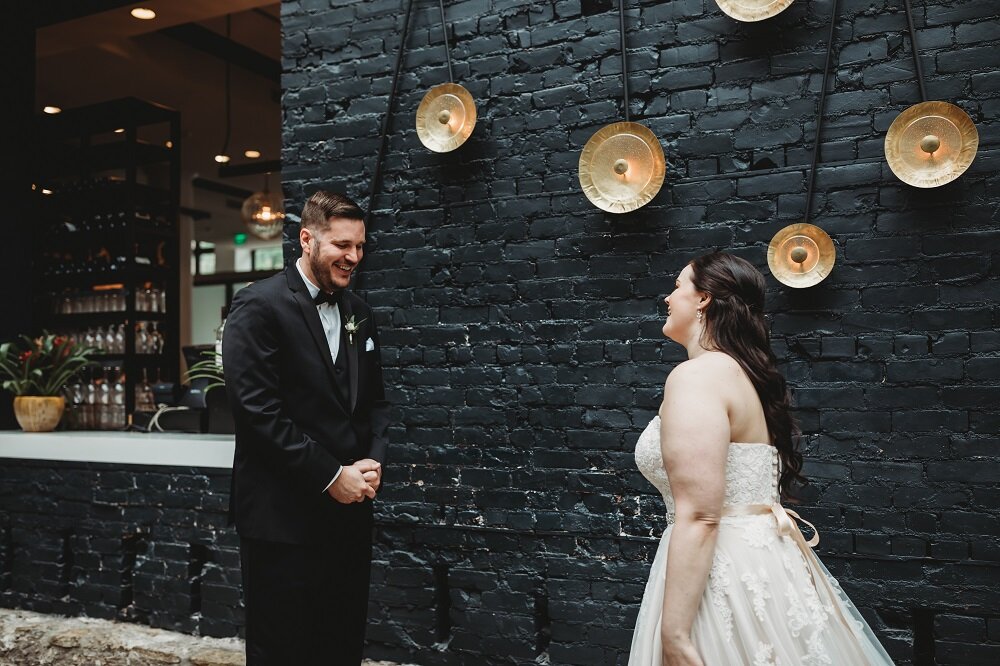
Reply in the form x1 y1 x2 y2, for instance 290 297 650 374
36 0 282 247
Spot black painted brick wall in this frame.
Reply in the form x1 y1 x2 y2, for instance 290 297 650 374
2 0 998 665
281 0 1000 663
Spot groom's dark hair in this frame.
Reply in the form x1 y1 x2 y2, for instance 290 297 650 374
301 190 365 231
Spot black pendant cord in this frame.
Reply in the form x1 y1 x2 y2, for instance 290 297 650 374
364 0 415 233
220 14 232 157
619 0 630 122
902 0 927 102
438 0 454 83
803 0 839 226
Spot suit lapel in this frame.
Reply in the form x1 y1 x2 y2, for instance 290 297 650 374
341 294 360 413
285 267 344 405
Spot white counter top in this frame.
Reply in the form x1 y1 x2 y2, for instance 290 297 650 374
0 430 235 468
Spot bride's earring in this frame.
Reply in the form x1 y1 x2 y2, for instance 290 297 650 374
696 309 703 321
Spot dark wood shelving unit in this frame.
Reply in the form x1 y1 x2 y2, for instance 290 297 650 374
33 97 181 428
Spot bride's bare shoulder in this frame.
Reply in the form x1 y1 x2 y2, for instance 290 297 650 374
664 353 740 389
664 354 724 391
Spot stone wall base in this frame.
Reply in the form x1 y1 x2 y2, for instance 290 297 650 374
0 609 406 666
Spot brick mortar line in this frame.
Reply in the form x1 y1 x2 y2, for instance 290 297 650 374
372 519 1000 565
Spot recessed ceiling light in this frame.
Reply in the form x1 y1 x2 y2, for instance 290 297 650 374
244 149 261 159
42 189 54 195
114 128 125 134
165 140 173 148
214 154 231 164
130 8 156 20
43 106 62 114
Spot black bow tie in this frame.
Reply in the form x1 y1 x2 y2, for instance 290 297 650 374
313 290 344 307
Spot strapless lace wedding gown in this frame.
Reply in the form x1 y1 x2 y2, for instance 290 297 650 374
629 416 894 665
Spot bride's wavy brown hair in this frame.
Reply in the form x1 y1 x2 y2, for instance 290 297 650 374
689 251 804 499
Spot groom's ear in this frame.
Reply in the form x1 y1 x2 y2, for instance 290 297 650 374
299 226 312 254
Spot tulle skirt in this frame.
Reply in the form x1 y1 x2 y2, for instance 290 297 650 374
628 514 895 665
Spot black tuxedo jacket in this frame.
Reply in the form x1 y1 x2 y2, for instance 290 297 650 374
222 266 390 544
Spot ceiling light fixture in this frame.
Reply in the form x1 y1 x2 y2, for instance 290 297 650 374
242 173 285 240
244 149 261 159
130 8 156 20
43 106 62 114
114 128 125 134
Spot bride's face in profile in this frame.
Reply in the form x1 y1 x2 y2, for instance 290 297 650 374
662 264 706 344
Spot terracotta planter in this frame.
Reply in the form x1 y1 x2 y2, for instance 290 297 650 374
13 396 66 432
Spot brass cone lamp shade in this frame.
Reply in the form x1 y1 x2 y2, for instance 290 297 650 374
767 223 835 288
715 0 794 22
241 191 285 240
885 101 978 188
579 122 666 214
416 83 477 153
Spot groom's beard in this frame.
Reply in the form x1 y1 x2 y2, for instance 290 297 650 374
308 243 343 293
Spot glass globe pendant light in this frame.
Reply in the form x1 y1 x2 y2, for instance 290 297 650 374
241 173 285 240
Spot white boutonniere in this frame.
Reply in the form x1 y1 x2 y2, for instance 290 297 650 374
344 315 366 344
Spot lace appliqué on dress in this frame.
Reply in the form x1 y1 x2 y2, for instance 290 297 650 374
741 567 773 623
785 582 811 638
802 631 833 666
708 550 735 642
633 417 673 520
724 445 778 506
783 559 834 641
753 641 778 666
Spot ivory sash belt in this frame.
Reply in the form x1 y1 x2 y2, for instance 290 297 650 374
722 502 820 547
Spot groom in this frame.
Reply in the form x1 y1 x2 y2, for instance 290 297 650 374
222 190 390 665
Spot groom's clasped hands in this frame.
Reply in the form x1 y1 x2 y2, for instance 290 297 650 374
327 459 382 504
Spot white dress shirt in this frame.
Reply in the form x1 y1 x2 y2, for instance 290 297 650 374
295 259 344 492
295 258 342 363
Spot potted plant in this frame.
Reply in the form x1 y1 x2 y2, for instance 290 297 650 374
185 350 233 434
0 334 96 432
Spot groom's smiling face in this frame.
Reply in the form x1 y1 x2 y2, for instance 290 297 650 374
301 217 366 292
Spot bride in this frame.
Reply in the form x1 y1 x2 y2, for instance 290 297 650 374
629 252 894 665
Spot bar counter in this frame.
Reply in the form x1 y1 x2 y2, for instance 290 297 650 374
0 428 241 635
0 430 234 468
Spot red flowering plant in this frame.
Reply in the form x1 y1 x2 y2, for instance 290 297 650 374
0 333 96 396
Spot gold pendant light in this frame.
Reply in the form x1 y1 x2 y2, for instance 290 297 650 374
767 223 835 288
885 101 978 188
715 0 794 22
768 3 838 289
579 122 665 214
415 1 475 153
416 83 476 153
884 0 979 188
579 1 665 214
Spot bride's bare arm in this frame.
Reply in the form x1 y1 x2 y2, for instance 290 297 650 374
658 360 730 657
